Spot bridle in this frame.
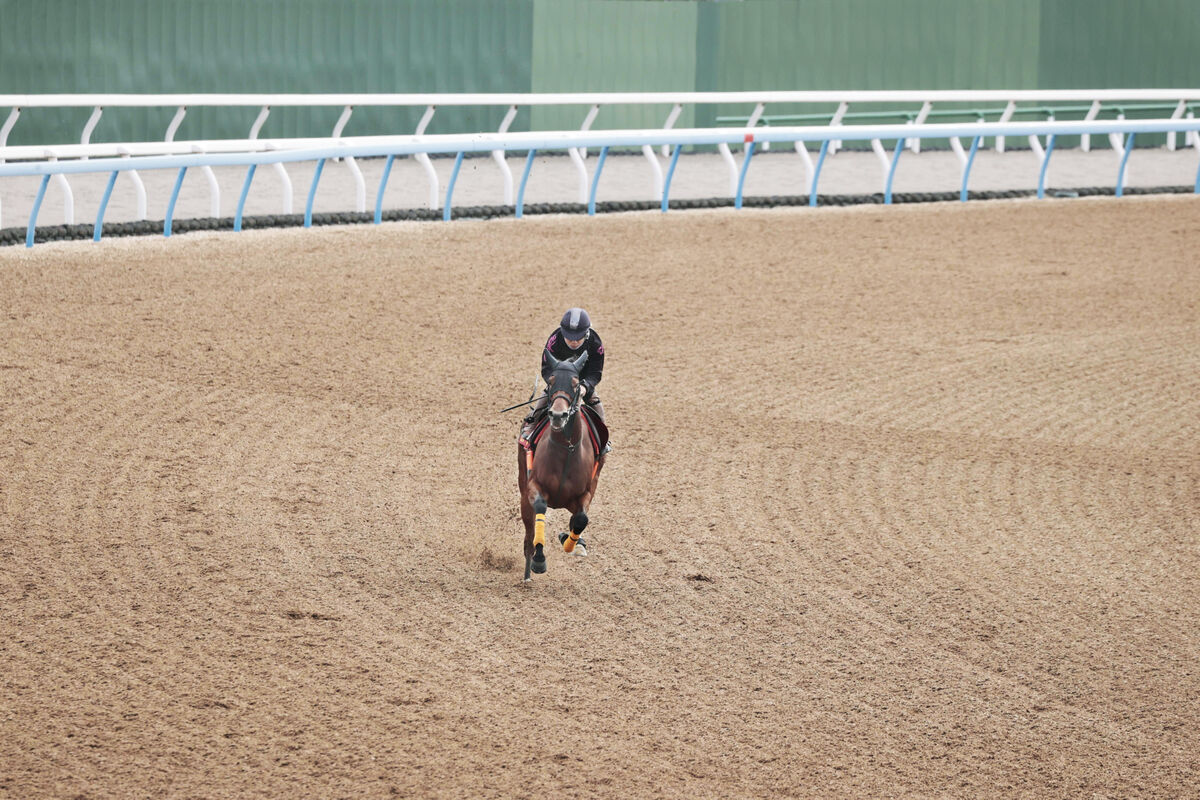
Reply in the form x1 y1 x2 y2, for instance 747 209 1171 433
542 348 590 452
546 383 583 450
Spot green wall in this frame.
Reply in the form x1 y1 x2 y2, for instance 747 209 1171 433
531 0 699 132
0 0 1196 147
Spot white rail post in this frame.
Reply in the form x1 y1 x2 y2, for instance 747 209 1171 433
794 140 816 195
1029 113 1050 162
641 141 664 202
45 150 74 224
1081 100 1101 152
949 134 967 166
909 101 931 153
264 143 293 215
1108 112 1126 152
249 106 270 139
1 107 20 162
493 104 518 205
870 138 890 193
190 145 220 218
717 141 738 195
414 105 440 210
569 104 600 203
341 140 366 213
331 105 353 163
118 146 148 220
165 106 187 142
1029 113 1052 185
1109 113 1129 185
80 106 103 161
745 102 766 151
829 101 849 154
995 100 1016 153
329 106 366 211
1168 99 1186 151
660 103 683 158
0 106 17 222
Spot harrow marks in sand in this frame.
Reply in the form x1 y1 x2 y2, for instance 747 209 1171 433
2 197 1199 797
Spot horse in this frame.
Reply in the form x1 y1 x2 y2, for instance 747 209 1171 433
517 350 607 582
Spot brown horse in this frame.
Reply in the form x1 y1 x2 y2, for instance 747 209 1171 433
517 350 606 582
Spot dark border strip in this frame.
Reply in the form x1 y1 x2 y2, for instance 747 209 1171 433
1 185 1194 247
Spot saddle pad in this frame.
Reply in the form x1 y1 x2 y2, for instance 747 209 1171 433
522 407 608 455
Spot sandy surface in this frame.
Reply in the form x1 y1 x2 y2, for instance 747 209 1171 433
3 146 1199 232
2 197 1199 797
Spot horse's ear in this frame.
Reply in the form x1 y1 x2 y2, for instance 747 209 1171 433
544 351 561 371
572 351 588 371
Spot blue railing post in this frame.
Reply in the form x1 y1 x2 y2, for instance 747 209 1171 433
516 149 536 219
810 140 831 207
735 140 755 209
960 135 982 202
25 174 51 248
305 158 326 228
444 151 464 221
164 167 188 237
1037 135 1057 199
662 144 682 213
94 170 120 242
884 138 905 205
234 164 257 232
587 146 609 216
1116 132 1136 197
374 154 395 224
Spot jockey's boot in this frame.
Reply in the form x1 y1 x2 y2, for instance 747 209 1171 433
589 399 612 456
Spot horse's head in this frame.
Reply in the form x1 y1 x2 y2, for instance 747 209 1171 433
544 350 589 432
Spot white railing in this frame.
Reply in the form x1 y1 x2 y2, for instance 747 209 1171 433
4 117 1200 248
3 90 1199 219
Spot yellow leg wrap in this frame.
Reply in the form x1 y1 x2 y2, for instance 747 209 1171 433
534 513 545 548
563 530 580 553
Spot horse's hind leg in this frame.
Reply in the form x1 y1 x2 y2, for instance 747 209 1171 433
519 449 538 581
520 496 535 582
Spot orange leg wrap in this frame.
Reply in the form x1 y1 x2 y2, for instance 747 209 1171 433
563 529 580 553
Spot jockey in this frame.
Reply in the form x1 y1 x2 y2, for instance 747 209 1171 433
521 307 610 454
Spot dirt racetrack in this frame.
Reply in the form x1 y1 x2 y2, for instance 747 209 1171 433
2 197 1199 798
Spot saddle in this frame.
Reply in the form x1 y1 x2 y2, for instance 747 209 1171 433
520 404 609 456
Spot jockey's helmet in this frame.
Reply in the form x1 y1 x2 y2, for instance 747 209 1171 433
559 308 591 348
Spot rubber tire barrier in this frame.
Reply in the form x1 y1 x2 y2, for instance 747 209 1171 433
2 184 1194 247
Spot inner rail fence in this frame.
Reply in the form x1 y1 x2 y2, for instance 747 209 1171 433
3 117 1200 249
3 90 1200 219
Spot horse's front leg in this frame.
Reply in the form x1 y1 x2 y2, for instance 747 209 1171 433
525 483 549 577
561 453 601 555
520 493 536 582
561 493 592 556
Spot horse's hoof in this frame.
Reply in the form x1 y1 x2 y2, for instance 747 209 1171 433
531 544 547 574
559 531 587 556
